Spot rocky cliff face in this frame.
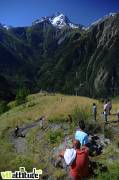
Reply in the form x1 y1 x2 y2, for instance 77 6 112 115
0 13 119 100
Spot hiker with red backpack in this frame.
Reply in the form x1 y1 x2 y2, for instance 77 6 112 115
59 139 89 180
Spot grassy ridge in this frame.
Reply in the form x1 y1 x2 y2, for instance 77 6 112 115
0 93 97 130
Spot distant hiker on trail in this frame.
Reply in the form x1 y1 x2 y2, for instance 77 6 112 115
14 126 19 137
104 99 112 115
107 99 112 115
39 116 45 129
92 103 97 121
67 114 72 124
59 139 89 180
14 126 25 138
103 100 108 113
75 120 89 147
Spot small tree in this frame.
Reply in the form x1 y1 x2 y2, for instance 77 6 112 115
15 87 29 105
0 100 9 115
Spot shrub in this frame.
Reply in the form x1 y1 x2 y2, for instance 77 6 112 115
71 105 91 128
26 101 36 108
48 117 66 123
9 155 33 171
15 87 29 106
0 100 9 115
86 121 102 135
97 162 119 180
104 126 113 139
46 130 64 144
53 169 67 180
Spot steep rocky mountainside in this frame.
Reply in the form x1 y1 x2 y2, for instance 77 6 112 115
0 12 119 100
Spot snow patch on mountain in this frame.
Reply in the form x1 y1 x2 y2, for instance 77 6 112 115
82 26 90 31
50 14 67 28
81 12 117 31
0 23 11 30
109 12 116 17
91 12 117 27
68 23 79 29
3 25 11 30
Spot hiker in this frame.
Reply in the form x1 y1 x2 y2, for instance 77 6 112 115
103 109 108 123
67 114 72 126
14 126 25 138
14 126 19 137
39 116 45 129
103 100 108 113
75 120 89 147
59 139 89 180
104 99 111 115
92 103 97 121
107 99 112 115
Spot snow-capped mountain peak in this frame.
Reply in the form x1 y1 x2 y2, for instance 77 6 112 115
33 13 81 29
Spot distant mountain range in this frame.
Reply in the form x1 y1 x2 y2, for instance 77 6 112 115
0 12 119 100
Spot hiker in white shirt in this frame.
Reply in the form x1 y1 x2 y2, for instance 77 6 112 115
104 100 108 111
107 100 112 115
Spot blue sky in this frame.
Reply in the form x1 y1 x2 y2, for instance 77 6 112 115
0 0 119 27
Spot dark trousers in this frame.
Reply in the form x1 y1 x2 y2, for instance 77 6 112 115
93 112 96 121
104 114 108 122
